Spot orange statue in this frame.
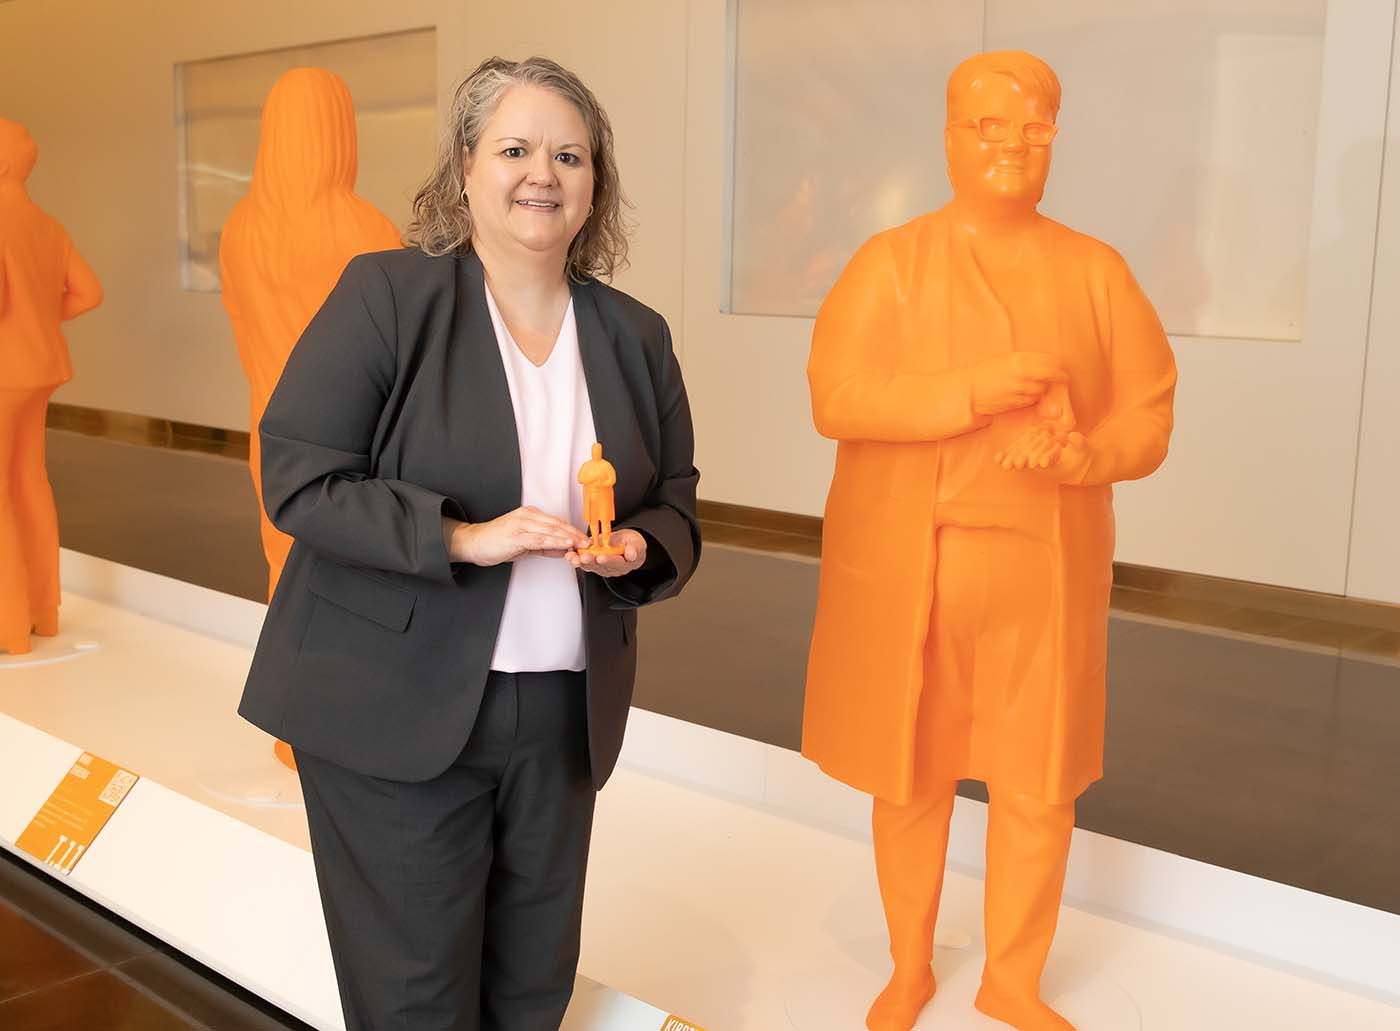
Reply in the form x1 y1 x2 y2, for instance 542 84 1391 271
578 442 624 556
219 68 400 770
803 52 1176 1031
0 119 103 656
219 68 401 603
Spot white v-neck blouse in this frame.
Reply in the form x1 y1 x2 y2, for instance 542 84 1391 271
482 284 598 672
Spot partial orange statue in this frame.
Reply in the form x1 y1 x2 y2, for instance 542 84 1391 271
804 52 1176 1031
0 120 103 656
220 68 399 770
578 442 624 556
219 67 401 602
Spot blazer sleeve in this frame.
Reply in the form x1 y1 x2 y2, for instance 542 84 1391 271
258 255 464 584
608 314 701 609
808 234 992 443
1079 254 1178 485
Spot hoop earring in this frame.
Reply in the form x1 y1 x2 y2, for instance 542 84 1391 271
460 188 470 206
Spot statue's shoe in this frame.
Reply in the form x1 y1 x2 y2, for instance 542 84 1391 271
866 965 937 1031
974 986 1076 1030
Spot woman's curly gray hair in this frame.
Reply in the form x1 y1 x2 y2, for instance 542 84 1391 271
406 56 630 282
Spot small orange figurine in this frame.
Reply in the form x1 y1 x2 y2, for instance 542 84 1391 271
219 68 401 603
219 68 400 769
0 119 103 656
577 442 624 556
803 52 1176 1031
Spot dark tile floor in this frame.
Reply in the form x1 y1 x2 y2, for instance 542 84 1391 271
48 432 270 603
0 850 310 1030
9 428 1400 1022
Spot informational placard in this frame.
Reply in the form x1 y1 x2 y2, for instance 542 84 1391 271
562 978 710 1031
14 752 139 874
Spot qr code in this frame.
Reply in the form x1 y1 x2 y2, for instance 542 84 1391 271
98 770 137 807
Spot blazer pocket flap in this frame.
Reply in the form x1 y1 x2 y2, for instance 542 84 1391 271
307 560 416 632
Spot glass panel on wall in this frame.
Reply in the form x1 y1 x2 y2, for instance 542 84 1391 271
175 28 436 292
728 1 981 317
729 0 1326 341
988 0 1326 341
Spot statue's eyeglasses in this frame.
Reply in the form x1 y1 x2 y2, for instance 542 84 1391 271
948 117 1058 147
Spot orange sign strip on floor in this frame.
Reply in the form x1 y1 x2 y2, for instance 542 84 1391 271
14 752 140 875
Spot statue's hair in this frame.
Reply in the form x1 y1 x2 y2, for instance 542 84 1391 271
0 118 38 181
947 50 1062 117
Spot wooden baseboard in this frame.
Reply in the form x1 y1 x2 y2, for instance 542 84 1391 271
696 500 821 539
47 403 250 460
1112 562 1400 634
696 503 1400 633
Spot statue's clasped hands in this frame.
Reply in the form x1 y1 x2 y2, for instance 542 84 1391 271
968 353 1090 482
995 380 1091 482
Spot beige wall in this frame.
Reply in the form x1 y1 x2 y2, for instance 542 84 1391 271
4 0 1400 603
1347 8 1400 605
0 0 687 430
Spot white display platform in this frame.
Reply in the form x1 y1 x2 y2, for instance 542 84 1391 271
1 549 1398 1031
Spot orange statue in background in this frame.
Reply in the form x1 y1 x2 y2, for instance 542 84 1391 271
219 68 401 602
803 52 1176 1031
0 120 103 656
219 68 399 770
578 442 624 556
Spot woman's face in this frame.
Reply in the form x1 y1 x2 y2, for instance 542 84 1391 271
462 85 596 265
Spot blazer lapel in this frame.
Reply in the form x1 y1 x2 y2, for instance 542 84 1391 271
571 283 651 517
449 251 523 521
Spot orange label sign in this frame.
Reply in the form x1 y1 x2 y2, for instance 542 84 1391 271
15 753 139 875
659 1018 707 1031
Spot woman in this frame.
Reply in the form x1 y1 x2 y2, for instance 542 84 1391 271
238 56 700 1031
